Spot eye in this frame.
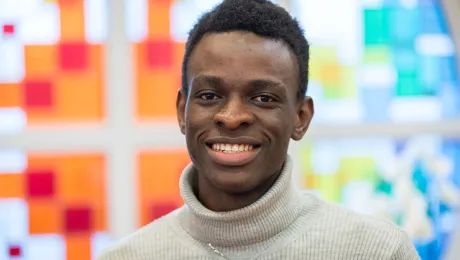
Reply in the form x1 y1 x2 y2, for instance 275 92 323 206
199 93 220 100
253 95 274 103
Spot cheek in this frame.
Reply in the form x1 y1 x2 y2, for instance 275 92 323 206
185 107 213 133
261 112 291 137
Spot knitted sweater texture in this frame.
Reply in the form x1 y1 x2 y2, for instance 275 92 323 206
98 156 420 260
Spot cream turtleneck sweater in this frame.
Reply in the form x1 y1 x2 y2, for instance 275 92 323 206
98 156 420 260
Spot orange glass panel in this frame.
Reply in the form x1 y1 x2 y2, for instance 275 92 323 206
66 235 91 260
27 153 107 239
93 203 107 231
27 154 60 171
136 71 178 119
135 36 184 119
29 199 61 234
57 155 105 204
88 44 104 73
25 45 104 122
148 2 171 39
172 42 185 75
135 42 179 118
151 0 172 3
59 0 85 41
53 74 103 120
135 42 148 72
28 153 105 200
0 83 21 107
23 110 57 123
138 149 190 225
0 174 25 198
138 150 189 197
24 45 57 77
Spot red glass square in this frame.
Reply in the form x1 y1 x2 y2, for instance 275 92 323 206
26 170 55 198
64 206 92 233
150 202 177 221
2 24 15 35
59 42 88 71
23 80 54 108
146 40 173 68
9 245 22 257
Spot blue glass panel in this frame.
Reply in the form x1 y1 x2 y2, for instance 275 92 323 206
299 137 460 260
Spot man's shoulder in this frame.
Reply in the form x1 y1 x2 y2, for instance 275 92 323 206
325 200 404 238
96 209 181 260
301 193 420 259
304 193 405 236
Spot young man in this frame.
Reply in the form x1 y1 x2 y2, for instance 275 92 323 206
99 0 420 259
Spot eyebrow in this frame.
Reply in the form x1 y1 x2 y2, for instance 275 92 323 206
191 75 224 88
192 75 286 92
249 79 286 92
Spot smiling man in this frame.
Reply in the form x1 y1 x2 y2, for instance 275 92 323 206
98 0 420 259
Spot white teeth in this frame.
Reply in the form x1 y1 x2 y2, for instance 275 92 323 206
211 143 255 152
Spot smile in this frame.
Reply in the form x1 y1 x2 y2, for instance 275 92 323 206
211 143 254 153
206 143 261 166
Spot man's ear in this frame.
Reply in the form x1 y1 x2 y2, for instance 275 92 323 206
176 89 187 135
291 96 314 141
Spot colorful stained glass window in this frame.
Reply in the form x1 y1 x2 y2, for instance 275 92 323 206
0 0 107 126
291 0 460 124
0 151 111 260
298 136 460 259
137 149 190 227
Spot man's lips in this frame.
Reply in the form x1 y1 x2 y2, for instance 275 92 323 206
206 144 261 166
203 136 263 166
204 136 263 147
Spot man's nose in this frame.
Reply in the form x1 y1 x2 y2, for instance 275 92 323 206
213 97 255 130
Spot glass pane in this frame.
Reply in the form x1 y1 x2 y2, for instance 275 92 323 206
290 0 460 124
0 0 107 125
298 136 460 259
136 149 189 227
0 151 112 260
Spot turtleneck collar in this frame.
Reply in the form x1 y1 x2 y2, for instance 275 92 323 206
177 155 303 248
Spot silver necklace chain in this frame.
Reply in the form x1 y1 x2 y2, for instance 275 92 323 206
208 243 229 259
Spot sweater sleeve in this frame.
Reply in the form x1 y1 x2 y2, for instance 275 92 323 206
390 231 421 260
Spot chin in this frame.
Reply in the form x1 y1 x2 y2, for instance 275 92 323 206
211 170 260 194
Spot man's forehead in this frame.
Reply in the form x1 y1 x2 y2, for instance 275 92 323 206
198 31 289 53
189 31 296 72
192 74 286 90
187 31 299 93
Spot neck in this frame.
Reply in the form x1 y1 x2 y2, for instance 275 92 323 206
178 155 304 247
196 170 280 212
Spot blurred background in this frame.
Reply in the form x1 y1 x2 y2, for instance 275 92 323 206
0 0 459 259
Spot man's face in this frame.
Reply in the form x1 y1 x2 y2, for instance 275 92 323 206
177 31 313 194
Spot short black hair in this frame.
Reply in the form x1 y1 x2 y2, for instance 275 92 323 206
181 0 310 99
